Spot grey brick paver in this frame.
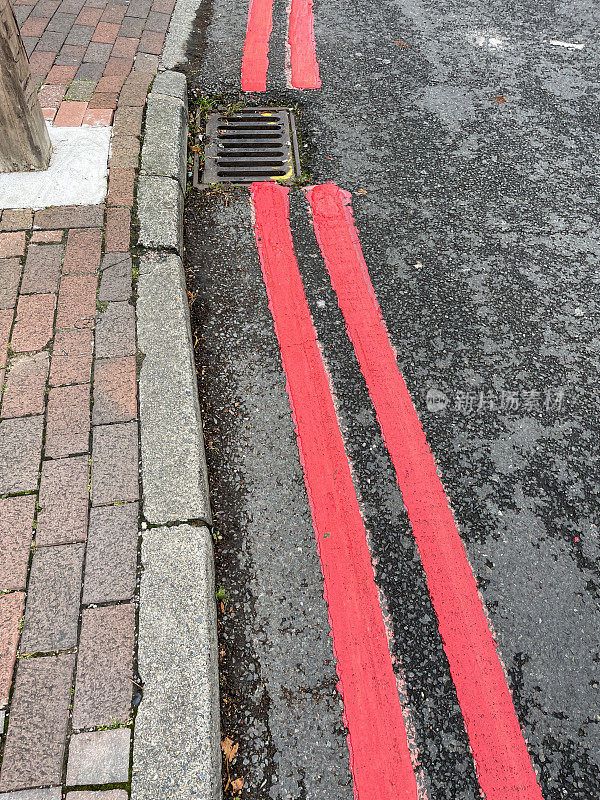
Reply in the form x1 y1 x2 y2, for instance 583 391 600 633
99 254 132 301
95 300 136 357
1 351 49 418
72 604 135 728
91 421 139 505
0 258 22 309
83 502 138 603
93 356 137 423
0 789 62 799
20 544 84 653
66 729 131 786
20 244 63 294
0 209 33 232
0 415 44 494
20 243 63 294
45 383 91 457
0 496 36 591
0 655 75 792
37 455 89 545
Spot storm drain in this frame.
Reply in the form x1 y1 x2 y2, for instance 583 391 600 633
193 107 301 188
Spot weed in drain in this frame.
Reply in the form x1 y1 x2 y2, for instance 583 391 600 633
216 586 230 605
96 718 131 730
188 92 245 178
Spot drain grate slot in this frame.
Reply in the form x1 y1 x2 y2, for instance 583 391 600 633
194 107 300 188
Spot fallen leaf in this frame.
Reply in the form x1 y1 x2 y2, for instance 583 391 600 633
394 40 409 47
221 738 239 763
231 777 245 792
494 95 506 103
355 189 367 195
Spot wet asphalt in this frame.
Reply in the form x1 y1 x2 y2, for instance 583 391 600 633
182 0 600 797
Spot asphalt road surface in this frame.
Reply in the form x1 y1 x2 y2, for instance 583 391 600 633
182 0 600 797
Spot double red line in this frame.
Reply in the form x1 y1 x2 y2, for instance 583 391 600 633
251 181 544 800
241 0 320 90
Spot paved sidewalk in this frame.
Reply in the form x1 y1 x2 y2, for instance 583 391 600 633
0 0 201 795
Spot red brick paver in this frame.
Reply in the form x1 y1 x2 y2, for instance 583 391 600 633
46 63 78 84
34 204 104 230
31 228 64 243
54 98 88 126
83 107 113 125
50 326 93 385
55 273 97 329
11 293 56 351
1 351 50 418
63 227 102 274
0 231 26 257
107 166 135 206
104 206 131 251
38 82 66 108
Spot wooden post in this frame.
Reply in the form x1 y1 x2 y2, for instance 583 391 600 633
0 0 52 173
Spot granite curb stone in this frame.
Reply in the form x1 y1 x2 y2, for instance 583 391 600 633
136 174 182 253
131 525 220 800
136 251 211 525
132 66 219 799
160 0 202 69
141 92 187 191
151 69 187 106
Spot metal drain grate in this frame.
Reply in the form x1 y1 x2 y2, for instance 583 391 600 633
193 107 300 188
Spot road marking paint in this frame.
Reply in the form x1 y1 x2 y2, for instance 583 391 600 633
305 182 544 800
241 0 273 92
250 181 419 800
549 39 584 49
288 0 321 88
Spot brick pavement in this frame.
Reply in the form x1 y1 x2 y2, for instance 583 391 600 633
0 0 177 791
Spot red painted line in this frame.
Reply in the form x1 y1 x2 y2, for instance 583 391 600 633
251 181 419 800
288 0 321 89
306 182 544 800
241 0 273 92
